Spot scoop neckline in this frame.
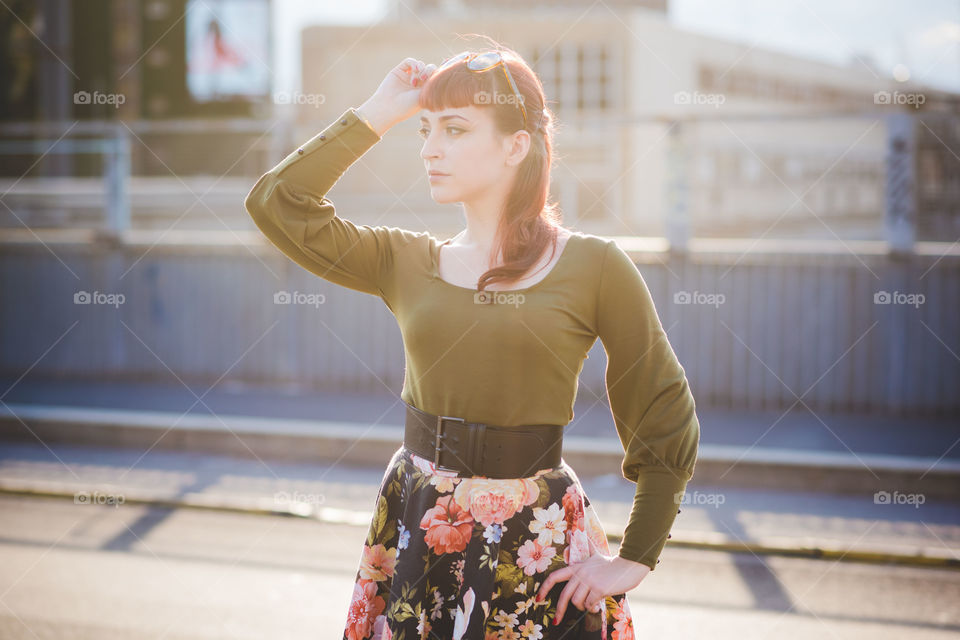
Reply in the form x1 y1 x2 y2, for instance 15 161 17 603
431 232 580 294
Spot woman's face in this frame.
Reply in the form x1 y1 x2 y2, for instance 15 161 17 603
418 106 525 205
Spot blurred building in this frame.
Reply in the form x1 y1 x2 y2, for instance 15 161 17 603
1 0 956 241
295 0 959 242
0 0 278 230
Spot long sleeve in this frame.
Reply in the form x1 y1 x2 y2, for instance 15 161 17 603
244 106 401 298
595 240 700 571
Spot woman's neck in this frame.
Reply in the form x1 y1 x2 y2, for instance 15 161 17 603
457 200 506 265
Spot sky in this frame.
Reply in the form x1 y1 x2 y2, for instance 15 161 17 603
270 0 960 96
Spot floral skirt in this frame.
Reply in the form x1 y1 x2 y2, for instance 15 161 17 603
343 445 635 640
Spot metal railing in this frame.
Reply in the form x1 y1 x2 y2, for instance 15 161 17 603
0 136 130 237
0 118 285 237
1 109 956 252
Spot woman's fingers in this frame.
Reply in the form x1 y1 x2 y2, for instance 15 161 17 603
397 58 425 84
571 581 593 612
394 58 438 89
537 566 574 602
410 60 427 86
409 61 440 88
555 580 591 622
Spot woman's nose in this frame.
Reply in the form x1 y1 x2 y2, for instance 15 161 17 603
420 142 440 162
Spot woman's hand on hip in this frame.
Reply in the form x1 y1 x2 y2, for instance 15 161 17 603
535 553 650 622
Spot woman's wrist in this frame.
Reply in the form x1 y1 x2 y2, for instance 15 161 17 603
356 96 398 137
615 552 653 573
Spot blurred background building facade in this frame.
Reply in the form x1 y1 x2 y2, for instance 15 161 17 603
2 0 958 243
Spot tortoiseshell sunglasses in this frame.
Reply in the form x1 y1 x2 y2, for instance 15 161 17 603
436 50 528 130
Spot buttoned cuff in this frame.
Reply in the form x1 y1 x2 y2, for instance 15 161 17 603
271 107 383 189
616 467 689 571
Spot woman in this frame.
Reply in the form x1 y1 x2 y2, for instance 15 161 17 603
245 40 699 640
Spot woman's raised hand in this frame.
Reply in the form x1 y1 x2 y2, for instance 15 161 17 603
357 58 437 137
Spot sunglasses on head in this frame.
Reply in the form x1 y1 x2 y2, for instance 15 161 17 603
436 50 529 131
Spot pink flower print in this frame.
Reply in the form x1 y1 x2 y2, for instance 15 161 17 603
563 527 593 565
359 543 397 582
516 539 557 576
585 507 612 555
372 614 391 640
453 477 540 527
420 494 475 555
431 474 460 494
612 596 634 640
345 579 385 640
562 485 586 533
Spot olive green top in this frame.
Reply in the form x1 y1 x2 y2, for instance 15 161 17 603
244 106 700 571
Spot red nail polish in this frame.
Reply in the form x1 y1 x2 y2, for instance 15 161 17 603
552 616 559 625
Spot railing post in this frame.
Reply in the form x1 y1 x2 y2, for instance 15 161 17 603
103 126 130 238
884 112 916 256
665 119 690 253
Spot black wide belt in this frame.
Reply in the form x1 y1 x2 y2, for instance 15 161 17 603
403 401 564 479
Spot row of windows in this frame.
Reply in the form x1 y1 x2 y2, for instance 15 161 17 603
528 42 615 113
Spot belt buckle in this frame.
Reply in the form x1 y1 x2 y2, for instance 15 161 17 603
434 414 465 472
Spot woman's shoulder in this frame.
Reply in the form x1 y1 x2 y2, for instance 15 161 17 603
568 230 617 257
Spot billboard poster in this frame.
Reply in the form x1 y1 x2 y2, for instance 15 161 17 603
186 0 270 102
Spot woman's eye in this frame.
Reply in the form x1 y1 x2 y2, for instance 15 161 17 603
417 127 463 138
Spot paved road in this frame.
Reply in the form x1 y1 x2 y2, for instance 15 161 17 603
1 494 958 639
2 441 958 563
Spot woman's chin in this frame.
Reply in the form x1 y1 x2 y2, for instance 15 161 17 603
429 189 460 204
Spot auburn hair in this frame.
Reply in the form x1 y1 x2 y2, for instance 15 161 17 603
418 36 566 291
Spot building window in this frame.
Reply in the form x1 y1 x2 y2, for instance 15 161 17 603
530 41 614 115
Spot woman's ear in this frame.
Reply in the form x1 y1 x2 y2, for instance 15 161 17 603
504 130 531 167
